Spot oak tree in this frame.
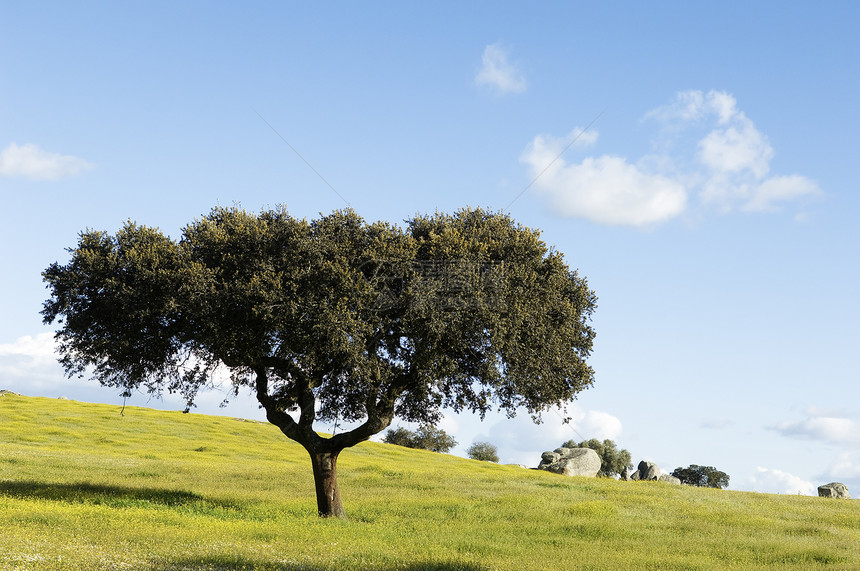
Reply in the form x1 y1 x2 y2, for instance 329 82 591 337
466 442 499 463
42 206 597 517
671 465 730 489
382 425 457 453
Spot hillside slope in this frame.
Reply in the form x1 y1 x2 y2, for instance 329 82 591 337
1 393 858 570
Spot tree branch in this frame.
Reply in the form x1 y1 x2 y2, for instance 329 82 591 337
254 367 310 445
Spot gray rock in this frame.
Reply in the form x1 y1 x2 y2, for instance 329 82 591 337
541 451 561 464
620 466 634 481
636 460 661 481
659 474 681 485
818 482 851 499
627 460 662 482
537 447 601 478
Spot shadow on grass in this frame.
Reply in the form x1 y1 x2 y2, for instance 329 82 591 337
153 558 490 571
0 480 238 511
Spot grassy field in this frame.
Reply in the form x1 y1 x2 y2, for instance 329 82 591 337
1 393 858 570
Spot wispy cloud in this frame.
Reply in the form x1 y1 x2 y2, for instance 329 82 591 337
0 142 94 180
748 466 817 495
483 405 623 466
771 413 860 444
475 43 526 95
522 90 820 227
825 451 860 479
0 333 63 385
700 418 732 430
0 332 266 419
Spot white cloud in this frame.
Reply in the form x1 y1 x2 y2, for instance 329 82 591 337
749 467 817 495
0 333 57 359
475 43 526 94
697 115 773 178
480 405 624 466
645 89 740 125
670 90 820 212
0 332 267 420
437 412 460 436
826 451 860 479
567 127 599 149
578 409 623 440
700 418 732 429
743 175 821 212
520 133 687 227
0 142 94 180
0 333 66 389
772 414 860 444
525 89 820 226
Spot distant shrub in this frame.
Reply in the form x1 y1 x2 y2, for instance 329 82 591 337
466 441 499 462
382 427 415 448
383 425 457 453
671 465 730 489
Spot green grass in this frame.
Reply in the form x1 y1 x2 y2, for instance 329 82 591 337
1 393 858 570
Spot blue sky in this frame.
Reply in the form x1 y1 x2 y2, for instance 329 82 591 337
2 1 858 495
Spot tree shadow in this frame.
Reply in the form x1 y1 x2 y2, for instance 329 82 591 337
152 558 490 571
2 481 492 570
0 480 238 510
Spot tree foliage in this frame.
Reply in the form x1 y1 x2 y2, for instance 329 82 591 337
42 206 597 517
671 465 730 489
466 441 499 462
382 425 457 453
562 438 632 478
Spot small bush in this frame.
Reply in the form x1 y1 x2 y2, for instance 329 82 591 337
466 442 499 462
383 425 457 453
671 465 730 489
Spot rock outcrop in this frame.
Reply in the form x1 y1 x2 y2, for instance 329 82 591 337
659 474 681 485
629 460 662 481
537 447 601 477
818 482 851 499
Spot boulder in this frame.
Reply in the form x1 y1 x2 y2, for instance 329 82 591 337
537 447 601 478
630 460 662 481
659 474 681 485
818 482 851 499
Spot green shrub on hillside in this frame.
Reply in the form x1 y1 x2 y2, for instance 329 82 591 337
466 441 499 462
383 425 457 453
672 464 730 489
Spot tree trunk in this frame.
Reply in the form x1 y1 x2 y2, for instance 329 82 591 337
309 449 345 518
